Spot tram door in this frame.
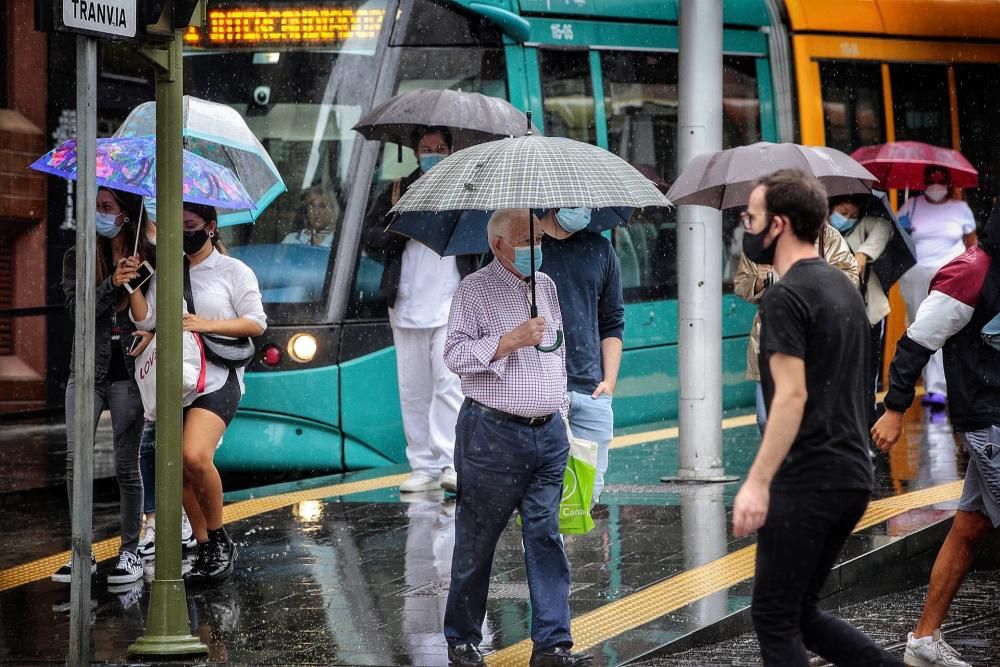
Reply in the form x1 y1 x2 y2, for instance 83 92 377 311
528 36 763 427
818 59 1000 384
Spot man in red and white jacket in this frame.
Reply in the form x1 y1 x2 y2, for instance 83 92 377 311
873 203 1000 667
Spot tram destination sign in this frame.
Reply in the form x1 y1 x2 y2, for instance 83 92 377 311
60 0 137 39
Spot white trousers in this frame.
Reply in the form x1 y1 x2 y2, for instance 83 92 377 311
392 324 462 476
899 264 948 396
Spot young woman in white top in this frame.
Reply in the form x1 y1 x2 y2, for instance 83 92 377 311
126 202 266 584
897 165 978 407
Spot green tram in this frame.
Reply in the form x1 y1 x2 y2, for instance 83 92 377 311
182 0 774 471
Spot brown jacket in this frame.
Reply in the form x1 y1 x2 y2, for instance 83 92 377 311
733 224 860 381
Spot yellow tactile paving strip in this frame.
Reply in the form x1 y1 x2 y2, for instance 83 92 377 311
484 479 964 666
0 473 409 592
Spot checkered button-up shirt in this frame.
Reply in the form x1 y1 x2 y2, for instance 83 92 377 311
444 259 566 418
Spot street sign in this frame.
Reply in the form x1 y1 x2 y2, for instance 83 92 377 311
61 0 137 39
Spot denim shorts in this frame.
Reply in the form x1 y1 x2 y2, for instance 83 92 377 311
958 425 1000 527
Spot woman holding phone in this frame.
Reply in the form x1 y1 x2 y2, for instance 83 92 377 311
128 202 266 584
53 186 152 587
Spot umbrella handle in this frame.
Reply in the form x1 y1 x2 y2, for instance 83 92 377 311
535 329 564 353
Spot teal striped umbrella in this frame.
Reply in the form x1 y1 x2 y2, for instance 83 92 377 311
113 96 285 226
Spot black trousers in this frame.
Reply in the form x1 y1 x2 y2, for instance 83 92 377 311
751 489 904 666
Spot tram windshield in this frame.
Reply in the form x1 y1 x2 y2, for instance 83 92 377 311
183 0 389 324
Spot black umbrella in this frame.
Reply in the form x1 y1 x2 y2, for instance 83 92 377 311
861 190 917 292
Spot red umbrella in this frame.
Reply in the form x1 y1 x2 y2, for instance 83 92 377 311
850 141 978 190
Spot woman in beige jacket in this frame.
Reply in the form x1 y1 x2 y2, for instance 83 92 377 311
734 222 860 433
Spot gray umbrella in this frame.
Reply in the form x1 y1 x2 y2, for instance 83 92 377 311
667 142 877 210
352 88 538 151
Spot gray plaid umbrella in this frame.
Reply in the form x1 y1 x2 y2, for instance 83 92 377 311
389 134 671 212
390 133 671 352
667 142 877 210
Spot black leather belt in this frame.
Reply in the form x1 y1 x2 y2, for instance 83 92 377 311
469 399 554 427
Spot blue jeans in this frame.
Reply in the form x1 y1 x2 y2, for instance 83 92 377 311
567 391 614 502
756 383 767 435
444 399 573 652
139 420 156 514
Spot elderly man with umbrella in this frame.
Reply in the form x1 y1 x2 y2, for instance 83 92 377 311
388 129 669 666
355 90 534 494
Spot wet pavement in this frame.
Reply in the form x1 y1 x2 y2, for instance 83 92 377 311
0 403 987 665
639 569 1000 666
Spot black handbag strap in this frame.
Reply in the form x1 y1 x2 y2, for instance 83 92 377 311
183 257 196 316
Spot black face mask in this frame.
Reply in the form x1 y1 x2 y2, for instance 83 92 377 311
183 229 210 256
742 217 777 265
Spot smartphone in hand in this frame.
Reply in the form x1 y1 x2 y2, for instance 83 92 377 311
126 333 144 356
124 261 154 294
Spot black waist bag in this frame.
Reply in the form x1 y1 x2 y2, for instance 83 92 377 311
184 257 255 369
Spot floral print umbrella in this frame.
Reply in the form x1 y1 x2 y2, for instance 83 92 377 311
29 136 256 211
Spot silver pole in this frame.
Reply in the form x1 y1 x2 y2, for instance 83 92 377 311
673 0 728 481
680 485 729 625
68 34 98 666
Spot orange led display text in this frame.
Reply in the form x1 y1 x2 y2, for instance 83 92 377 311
184 6 384 48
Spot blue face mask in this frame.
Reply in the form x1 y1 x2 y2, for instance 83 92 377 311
510 242 542 277
95 211 123 238
555 207 591 233
418 153 447 173
829 211 858 233
143 197 157 222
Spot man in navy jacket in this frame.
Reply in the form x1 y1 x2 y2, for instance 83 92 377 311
538 208 624 503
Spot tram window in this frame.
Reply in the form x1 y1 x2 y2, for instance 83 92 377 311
722 56 761 150
347 44 508 320
890 64 951 149
600 51 757 303
539 49 595 145
184 47 375 323
392 0 503 47
819 61 885 154
955 65 1000 223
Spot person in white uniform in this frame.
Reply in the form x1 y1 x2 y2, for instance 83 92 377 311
897 165 978 407
362 127 479 493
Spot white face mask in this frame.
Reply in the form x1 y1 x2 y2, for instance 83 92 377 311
924 184 949 203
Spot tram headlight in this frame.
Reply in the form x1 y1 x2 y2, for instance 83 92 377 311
288 333 318 363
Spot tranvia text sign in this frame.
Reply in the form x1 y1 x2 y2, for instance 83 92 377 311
62 0 136 38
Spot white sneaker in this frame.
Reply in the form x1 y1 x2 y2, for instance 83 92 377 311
905 630 971 667
399 472 440 493
181 512 198 551
106 551 144 585
137 518 156 559
440 467 458 493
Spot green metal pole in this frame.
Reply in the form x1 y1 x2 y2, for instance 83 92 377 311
129 30 206 657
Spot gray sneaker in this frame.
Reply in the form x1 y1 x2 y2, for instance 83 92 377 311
904 630 971 667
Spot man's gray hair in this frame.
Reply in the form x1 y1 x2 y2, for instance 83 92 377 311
487 209 527 245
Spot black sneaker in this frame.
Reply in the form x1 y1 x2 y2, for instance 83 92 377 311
106 551 143 585
530 646 594 667
185 529 236 585
51 553 97 583
447 643 485 667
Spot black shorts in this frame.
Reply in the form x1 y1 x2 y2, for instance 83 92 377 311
185 369 240 426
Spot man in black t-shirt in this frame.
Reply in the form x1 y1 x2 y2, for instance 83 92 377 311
732 170 902 666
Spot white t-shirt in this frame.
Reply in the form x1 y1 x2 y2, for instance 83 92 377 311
132 249 267 400
899 197 976 269
389 239 461 329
